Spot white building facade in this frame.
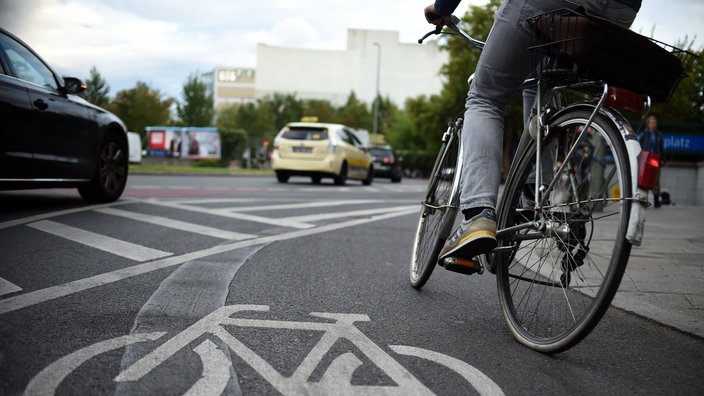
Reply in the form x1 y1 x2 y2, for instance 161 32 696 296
254 29 448 108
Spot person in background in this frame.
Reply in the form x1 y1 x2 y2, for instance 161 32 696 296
423 0 642 261
638 115 666 207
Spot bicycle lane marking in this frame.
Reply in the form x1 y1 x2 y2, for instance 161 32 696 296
114 247 261 396
30 304 505 395
23 332 167 396
0 207 417 315
390 346 505 396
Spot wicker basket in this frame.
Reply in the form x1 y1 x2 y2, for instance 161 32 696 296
528 10 697 102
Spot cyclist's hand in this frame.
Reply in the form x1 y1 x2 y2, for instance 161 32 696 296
425 4 451 26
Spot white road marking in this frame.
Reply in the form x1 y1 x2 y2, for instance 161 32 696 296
227 199 382 212
0 277 22 297
185 340 232 396
0 207 417 315
390 345 506 396
145 199 315 229
0 200 132 230
165 198 259 205
95 207 256 241
283 205 417 223
27 220 172 262
23 332 166 396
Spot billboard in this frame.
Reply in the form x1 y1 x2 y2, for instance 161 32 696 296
146 127 221 160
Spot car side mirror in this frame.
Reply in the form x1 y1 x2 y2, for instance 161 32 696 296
63 77 87 94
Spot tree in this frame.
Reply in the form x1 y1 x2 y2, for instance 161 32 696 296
177 72 215 126
336 92 372 130
262 93 304 130
371 94 399 137
234 101 277 140
302 99 336 123
651 47 704 123
80 66 110 108
108 81 173 140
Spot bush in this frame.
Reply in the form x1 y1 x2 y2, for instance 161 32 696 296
219 129 247 166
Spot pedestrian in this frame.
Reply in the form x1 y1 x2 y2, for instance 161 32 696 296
423 0 642 261
637 115 666 207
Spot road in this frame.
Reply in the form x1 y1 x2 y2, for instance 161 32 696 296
1 175 703 395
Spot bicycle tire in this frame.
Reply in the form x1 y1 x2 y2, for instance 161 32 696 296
409 123 461 289
494 109 632 353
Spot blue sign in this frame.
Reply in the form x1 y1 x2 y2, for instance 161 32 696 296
663 134 704 153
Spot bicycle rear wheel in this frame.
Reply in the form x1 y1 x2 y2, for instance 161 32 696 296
495 109 632 353
409 124 461 289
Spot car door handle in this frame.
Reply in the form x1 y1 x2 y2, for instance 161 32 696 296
33 99 49 110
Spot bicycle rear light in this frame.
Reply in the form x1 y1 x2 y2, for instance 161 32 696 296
638 150 660 190
606 87 644 113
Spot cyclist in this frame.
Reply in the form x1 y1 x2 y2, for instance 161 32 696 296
424 0 641 262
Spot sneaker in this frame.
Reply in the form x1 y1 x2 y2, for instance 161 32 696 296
439 209 497 261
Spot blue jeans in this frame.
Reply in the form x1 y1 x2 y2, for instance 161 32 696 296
459 0 638 212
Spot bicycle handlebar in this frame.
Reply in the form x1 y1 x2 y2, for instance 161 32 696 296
418 15 485 49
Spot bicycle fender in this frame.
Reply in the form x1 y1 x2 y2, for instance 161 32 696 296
547 104 647 245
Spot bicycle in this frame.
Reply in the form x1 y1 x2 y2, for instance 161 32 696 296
410 10 696 353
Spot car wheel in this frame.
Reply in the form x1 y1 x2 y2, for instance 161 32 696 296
334 162 348 185
311 176 322 184
362 165 374 186
78 131 128 203
276 171 289 183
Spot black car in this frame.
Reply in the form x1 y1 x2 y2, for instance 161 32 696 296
369 145 402 183
0 27 129 203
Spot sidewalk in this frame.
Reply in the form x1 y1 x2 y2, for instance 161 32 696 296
612 204 704 338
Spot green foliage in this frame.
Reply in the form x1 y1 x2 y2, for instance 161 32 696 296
302 99 337 122
264 93 304 130
219 128 247 166
108 81 173 141
80 66 110 108
651 48 704 123
177 72 215 126
336 92 372 129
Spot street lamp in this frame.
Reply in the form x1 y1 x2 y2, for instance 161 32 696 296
372 42 381 136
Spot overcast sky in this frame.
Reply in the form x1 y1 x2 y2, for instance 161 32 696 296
1 0 702 102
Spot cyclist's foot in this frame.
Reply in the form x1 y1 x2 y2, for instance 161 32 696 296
439 209 497 261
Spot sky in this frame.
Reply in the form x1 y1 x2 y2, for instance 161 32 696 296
1 0 702 102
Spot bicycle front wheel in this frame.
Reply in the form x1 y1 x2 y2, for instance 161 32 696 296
495 109 633 353
409 127 460 289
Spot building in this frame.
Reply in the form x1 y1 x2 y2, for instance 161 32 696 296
201 67 256 109
203 29 448 109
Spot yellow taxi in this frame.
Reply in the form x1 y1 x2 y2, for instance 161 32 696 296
271 122 374 185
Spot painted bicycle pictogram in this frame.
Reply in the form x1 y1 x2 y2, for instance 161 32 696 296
26 304 504 395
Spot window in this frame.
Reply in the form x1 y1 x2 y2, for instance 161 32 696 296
282 127 328 141
0 33 57 90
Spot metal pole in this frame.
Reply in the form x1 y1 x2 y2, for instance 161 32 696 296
373 42 381 136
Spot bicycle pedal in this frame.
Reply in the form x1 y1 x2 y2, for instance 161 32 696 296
442 257 484 275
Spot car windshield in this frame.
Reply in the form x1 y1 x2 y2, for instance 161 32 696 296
282 128 328 140
369 148 391 157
